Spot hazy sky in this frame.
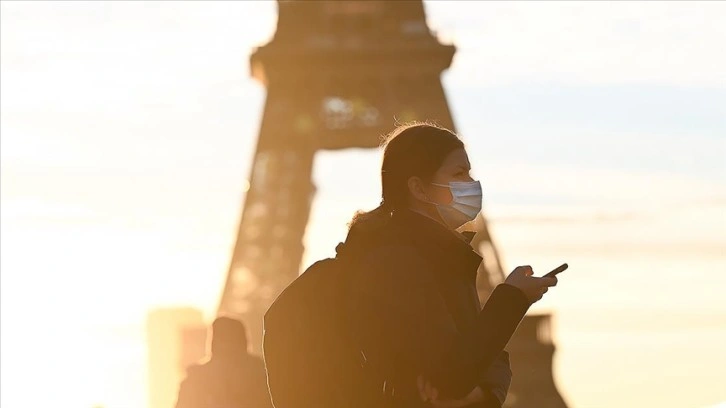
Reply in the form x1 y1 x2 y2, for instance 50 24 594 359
2 2 725 408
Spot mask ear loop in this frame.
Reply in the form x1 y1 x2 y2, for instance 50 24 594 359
421 179 438 204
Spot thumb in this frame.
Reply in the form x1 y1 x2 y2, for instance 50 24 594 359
522 265 533 277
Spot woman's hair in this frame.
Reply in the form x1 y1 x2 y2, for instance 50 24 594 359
348 122 464 232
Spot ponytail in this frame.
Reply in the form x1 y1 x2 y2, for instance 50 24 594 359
347 201 393 233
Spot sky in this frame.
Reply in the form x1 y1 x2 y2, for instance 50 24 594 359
1 1 725 408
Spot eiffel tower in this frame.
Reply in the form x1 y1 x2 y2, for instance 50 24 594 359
217 1 568 407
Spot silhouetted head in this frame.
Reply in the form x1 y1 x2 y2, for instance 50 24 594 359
210 316 249 359
349 122 476 232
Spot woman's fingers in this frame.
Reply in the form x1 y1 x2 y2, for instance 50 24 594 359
417 376 441 402
505 265 560 303
417 375 431 402
542 276 558 287
430 384 438 401
516 265 533 277
425 381 438 401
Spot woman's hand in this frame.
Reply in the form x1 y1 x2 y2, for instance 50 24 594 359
418 376 487 408
504 265 558 303
417 375 439 403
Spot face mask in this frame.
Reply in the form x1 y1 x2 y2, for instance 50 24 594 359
429 180 483 229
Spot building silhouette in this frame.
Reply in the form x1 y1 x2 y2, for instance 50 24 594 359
146 308 207 408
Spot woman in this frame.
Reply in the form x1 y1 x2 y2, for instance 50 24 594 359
342 123 558 407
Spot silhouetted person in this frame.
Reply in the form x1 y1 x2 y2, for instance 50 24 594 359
340 123 558 407
175 317 272 408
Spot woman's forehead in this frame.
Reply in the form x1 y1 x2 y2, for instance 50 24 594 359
441 148 471 168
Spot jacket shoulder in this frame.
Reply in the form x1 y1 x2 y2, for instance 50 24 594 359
353 237 437 290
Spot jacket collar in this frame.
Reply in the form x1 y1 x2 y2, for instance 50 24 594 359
391 209 482 280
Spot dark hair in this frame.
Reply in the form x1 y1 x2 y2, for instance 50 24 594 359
348 122 464 232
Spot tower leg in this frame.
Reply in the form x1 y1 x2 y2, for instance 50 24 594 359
219 139 316 352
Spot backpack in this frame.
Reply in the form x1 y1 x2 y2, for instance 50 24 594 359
263 244 379 408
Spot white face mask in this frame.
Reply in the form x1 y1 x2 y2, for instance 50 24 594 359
429 180 483 229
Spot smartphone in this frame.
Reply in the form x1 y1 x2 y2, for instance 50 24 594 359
543 263 568 278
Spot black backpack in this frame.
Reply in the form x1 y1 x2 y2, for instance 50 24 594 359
263 244 380 408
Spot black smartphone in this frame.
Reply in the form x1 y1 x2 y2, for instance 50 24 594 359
544 263 568 278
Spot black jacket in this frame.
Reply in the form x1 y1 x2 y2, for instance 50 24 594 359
345 209 531 407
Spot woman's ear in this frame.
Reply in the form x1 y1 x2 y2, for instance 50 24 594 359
407 176 429 203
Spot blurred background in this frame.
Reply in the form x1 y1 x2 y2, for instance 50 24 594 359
1 1 725 408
